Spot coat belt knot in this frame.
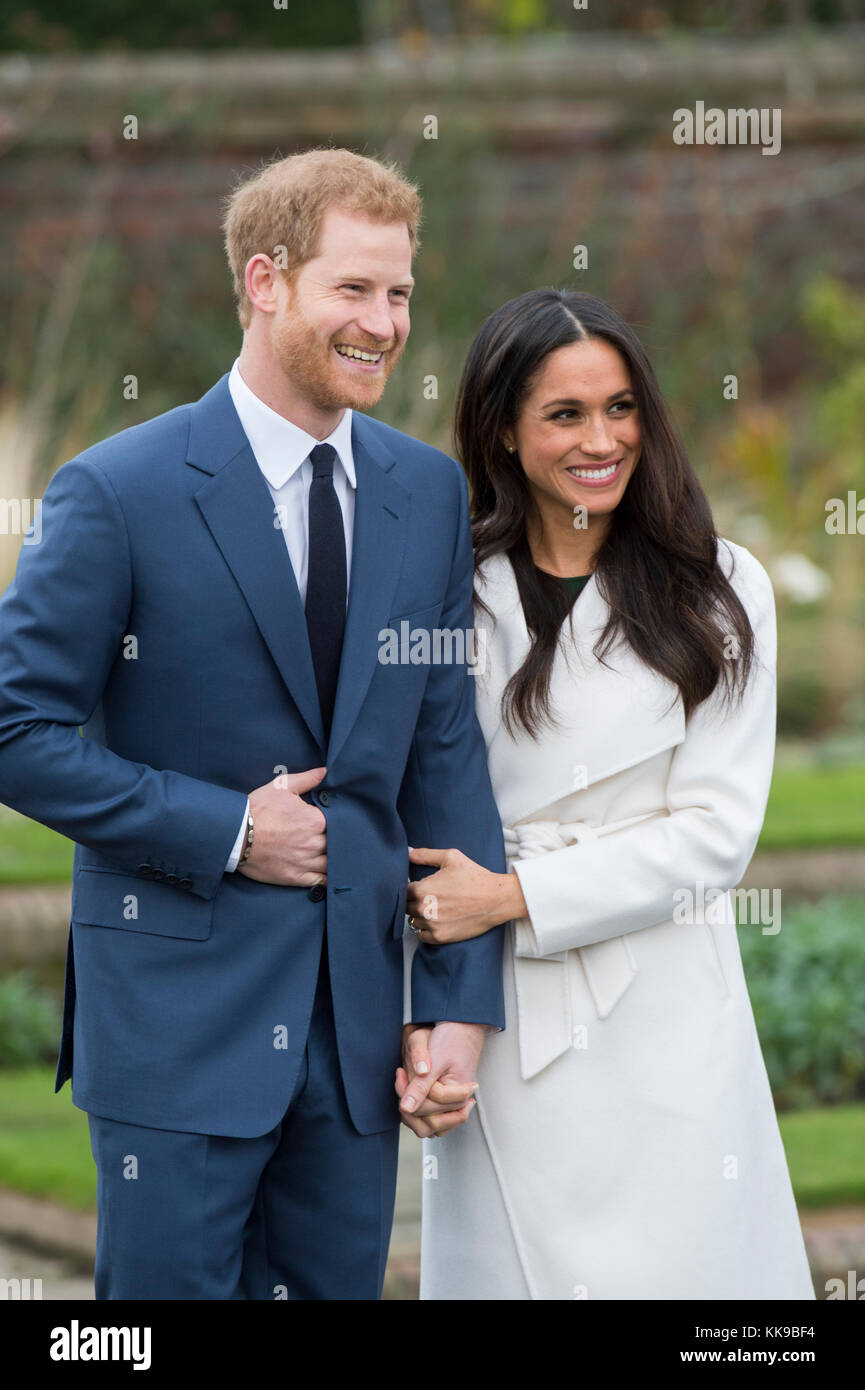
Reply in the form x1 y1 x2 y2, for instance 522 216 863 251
502 811 663 1080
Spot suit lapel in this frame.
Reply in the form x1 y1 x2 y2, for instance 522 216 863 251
190 378 326 750
325 415 408 769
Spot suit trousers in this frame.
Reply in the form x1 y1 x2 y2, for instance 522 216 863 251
86 929 401 1299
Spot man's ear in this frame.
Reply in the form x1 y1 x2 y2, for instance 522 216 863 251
245 255 296 317
244 254 279 317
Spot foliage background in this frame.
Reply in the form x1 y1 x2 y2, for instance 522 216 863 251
2 13 863 735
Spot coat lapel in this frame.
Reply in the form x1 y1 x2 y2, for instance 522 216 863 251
474 551 686 826
188 377 408 766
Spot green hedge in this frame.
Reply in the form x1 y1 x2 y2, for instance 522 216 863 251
739 895 865 1110
0 971 62 1067
0 1 363 52
1 1 857 52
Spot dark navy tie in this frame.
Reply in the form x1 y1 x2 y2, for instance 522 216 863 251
304 443 347 740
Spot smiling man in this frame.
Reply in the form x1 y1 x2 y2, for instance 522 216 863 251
0 148 507 1299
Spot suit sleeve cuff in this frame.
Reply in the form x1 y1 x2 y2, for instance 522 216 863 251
225 799 251 873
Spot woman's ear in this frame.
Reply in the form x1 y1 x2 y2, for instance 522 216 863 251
502 437 516 454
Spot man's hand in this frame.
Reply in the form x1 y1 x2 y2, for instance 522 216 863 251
237 766 328 886
395 1021 486 1138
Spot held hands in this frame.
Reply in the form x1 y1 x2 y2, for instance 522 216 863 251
398 852 510 1136
237 766 328 886
395 1021 486 1138
236 784 493 1136
405 846 527 944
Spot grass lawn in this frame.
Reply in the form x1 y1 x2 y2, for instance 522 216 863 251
760 764 865 849
777 1104 865 1207
0 808 74 884
0 1067 95 1209
0 1067 861 1212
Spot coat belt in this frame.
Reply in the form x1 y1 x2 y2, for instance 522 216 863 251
502 810 665 1080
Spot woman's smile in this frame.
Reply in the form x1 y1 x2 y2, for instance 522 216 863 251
564 458 624 486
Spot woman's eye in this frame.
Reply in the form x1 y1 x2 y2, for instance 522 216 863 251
550 401 634 421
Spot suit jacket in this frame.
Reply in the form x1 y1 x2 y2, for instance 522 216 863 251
0 373 506 1137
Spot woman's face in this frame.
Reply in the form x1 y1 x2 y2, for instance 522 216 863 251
504 337 641 524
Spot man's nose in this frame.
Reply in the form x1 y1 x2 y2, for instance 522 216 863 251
356 295 400 343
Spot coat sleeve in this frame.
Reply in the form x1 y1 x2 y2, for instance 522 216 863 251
0 456 249 901
511 544 778 957
397 458 507 1030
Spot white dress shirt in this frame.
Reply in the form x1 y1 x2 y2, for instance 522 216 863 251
224 358 357 871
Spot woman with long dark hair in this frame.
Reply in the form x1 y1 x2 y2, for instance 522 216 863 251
399 289 814 1300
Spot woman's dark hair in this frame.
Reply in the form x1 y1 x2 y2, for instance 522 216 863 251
455 288 755 739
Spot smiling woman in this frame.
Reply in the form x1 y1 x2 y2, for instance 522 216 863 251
458 289 757 738
411 287 815 1301
502 335 640 538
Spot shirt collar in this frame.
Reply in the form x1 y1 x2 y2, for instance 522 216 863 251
228 358 356 491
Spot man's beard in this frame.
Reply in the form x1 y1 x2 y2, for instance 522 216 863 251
271 297 402 413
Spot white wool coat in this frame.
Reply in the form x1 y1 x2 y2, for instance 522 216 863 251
413 539 815 1300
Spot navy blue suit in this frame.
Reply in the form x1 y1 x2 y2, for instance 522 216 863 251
0 374 506 1297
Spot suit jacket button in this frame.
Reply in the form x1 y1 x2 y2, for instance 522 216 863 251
317 790 331 806
138 864 152 876
308 884 325 902
152 868 166 881
178 878 193 890
165 874 178 884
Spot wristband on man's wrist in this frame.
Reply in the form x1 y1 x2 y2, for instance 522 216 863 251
240 810 254 864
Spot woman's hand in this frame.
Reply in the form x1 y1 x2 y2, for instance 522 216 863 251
405 846 528 944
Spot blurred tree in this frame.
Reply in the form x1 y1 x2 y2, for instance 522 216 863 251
1 0 862 49
721 274 865 733
0 0 364 51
